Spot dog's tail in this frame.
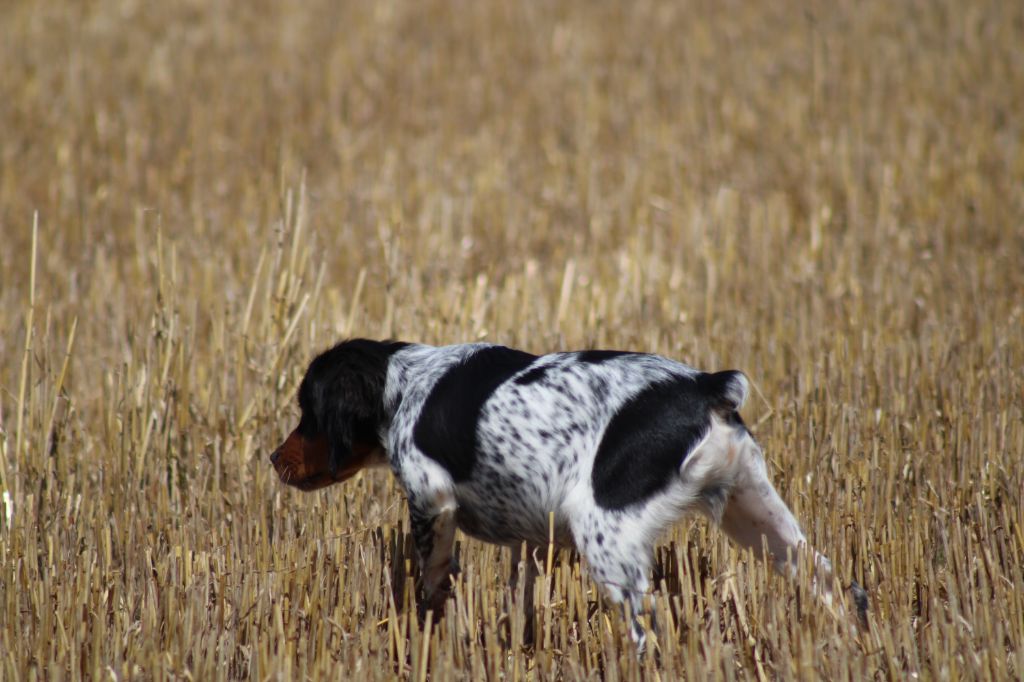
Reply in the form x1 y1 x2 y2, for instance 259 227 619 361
697 370 749 414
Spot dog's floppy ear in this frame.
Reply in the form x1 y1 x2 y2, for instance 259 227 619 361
324 407 355 476
308 342 392 476
315 368 371 476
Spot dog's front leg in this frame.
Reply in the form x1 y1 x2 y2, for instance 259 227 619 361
408 491 459 619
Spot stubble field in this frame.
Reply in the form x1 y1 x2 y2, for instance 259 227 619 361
1 0 1022 679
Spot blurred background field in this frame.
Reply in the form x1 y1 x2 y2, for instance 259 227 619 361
1 0 1022 678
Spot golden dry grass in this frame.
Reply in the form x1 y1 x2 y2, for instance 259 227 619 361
1 0 1022 678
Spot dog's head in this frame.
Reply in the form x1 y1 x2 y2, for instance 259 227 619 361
270 339 405 491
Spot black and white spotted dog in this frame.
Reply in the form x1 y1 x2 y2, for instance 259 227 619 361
271 339 860 647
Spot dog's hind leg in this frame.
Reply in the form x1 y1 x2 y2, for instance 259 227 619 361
570 514 653 652
715 432 843 612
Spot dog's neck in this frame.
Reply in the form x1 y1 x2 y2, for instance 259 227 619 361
379 342 492 442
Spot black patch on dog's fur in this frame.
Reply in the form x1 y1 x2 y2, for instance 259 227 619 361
514 365 549 385
414 346 537 481
576 350 636 364
298 339 408 474
592 374 717 510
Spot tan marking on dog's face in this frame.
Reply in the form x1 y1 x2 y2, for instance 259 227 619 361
271 429 374 491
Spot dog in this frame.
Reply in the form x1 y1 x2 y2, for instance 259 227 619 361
271 339 863 648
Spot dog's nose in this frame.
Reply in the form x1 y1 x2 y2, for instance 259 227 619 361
270 450 281 464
